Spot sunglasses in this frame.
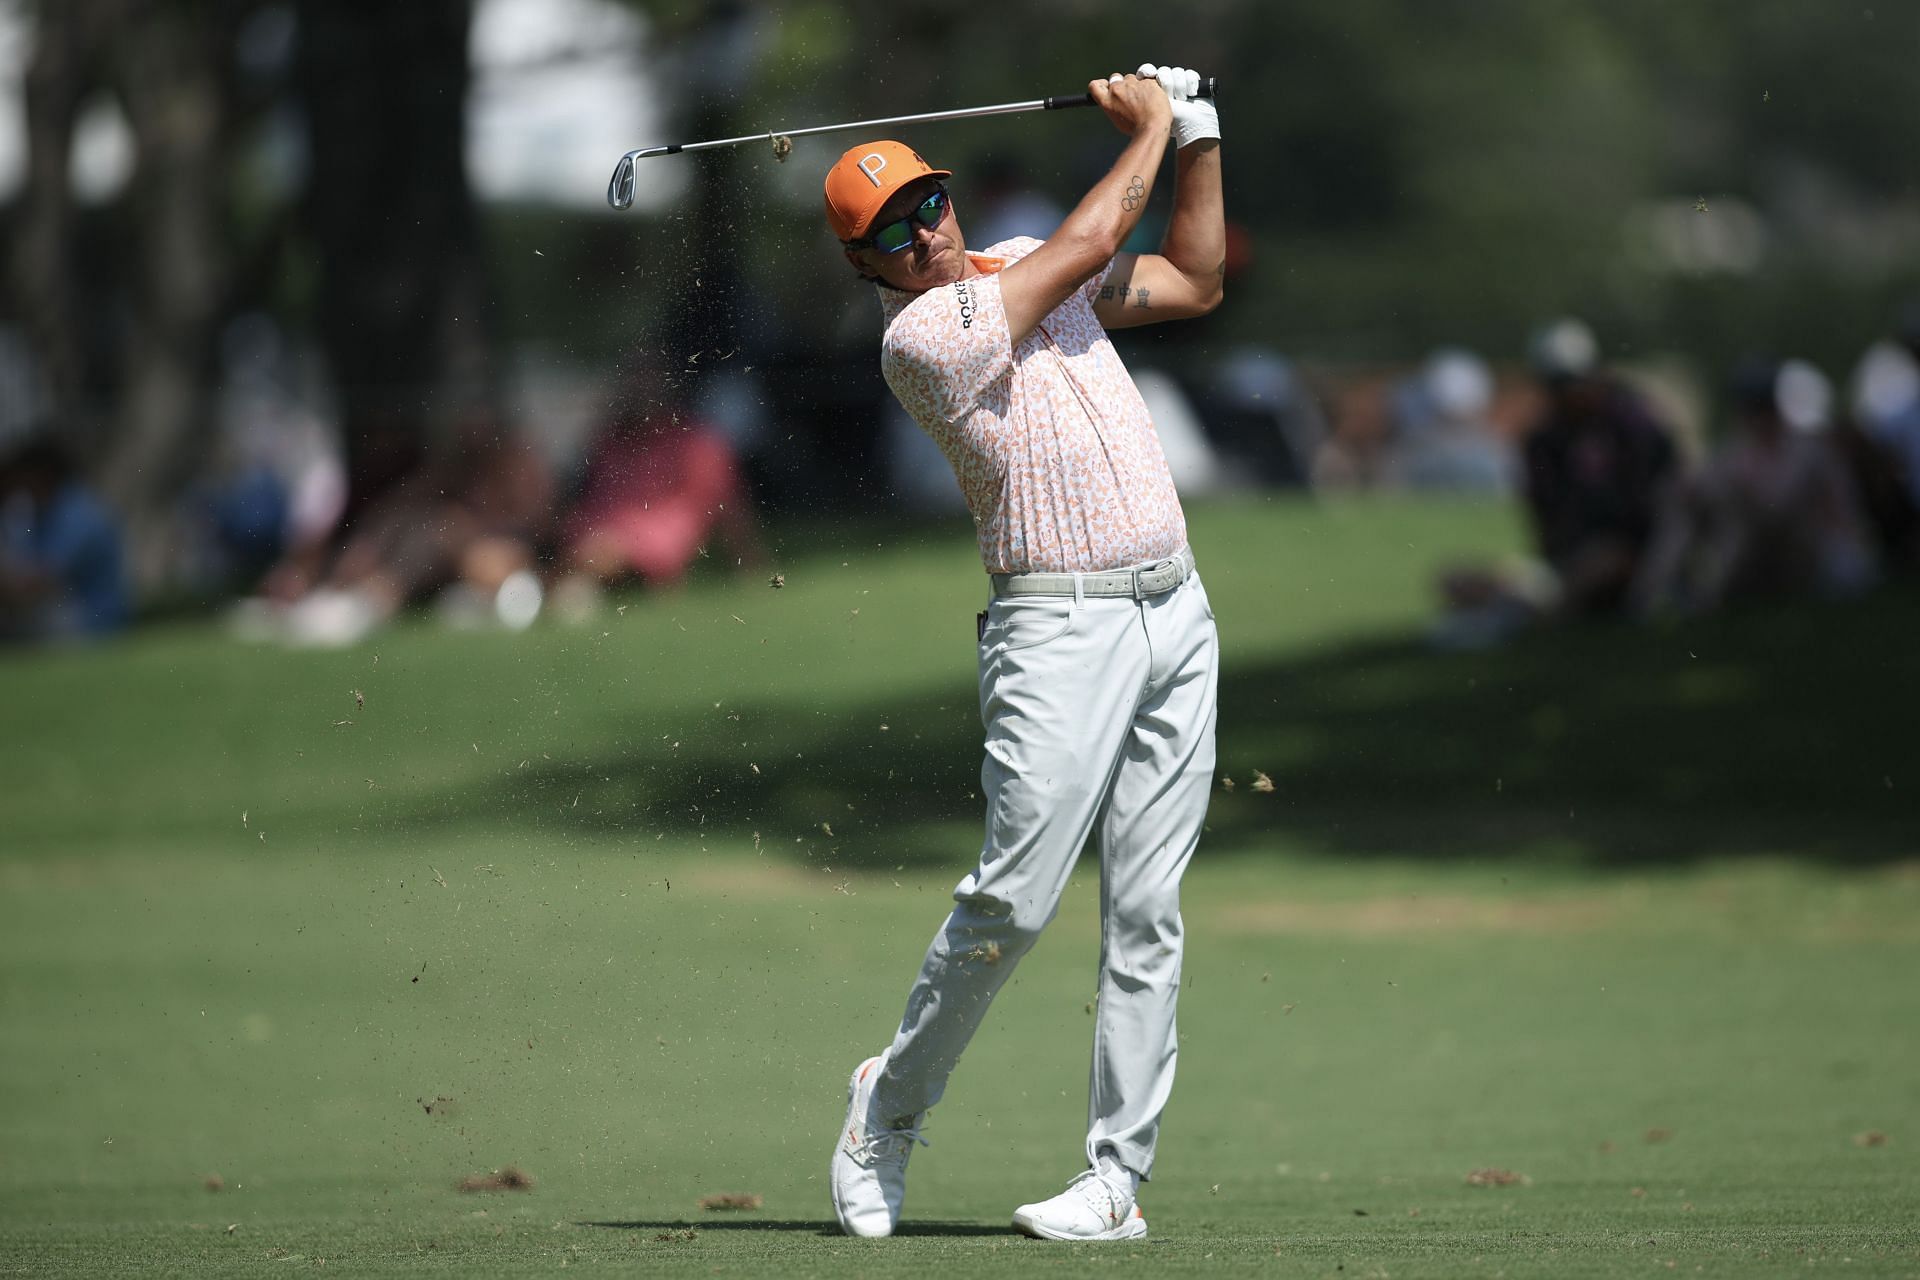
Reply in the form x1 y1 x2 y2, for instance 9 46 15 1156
848 187 949 254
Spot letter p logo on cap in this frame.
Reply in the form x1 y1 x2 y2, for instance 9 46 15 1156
823 140 952 242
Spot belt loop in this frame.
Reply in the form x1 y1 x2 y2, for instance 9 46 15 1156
1130 567 1144 600
1073 571 1085 607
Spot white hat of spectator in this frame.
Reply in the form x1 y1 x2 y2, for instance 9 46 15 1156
1423 347 1494 424
1849 340 1920 436
1775 359 1832 434
1528 318 1600 380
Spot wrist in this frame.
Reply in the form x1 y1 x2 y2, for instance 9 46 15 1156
1170 98 1220 150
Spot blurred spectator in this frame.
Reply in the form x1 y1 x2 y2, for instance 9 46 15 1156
1873 301 1920 499
1519 318 1680 615
550 371 763 618
197 465 289 587
0 433 129 642
1783 356 1913 570
1133 368 1229 495
1430 319 1678 647
181 317 347 593
1844 308 1920 564
1312 373 1395 492
1848 338 1919 437
1381 347 1513 494
246 417 554 647
1637 357 1878 613
1195 347 1322 488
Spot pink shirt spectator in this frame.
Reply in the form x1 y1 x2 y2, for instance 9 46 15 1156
564 416 747 585
878 237 1188 574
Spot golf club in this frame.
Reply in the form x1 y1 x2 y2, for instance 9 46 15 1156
606 77 1217 210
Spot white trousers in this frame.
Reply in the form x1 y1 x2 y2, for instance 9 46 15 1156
869 569 1220 1179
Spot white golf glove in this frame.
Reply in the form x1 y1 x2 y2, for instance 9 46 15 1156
1138 63 1218 149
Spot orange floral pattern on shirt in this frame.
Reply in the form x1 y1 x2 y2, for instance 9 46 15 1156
878 237 1188 574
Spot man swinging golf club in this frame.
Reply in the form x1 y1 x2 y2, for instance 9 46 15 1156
825 63 1224 1241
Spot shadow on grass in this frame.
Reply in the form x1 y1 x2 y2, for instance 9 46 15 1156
386 588 1918 867
579 1219 1008 1237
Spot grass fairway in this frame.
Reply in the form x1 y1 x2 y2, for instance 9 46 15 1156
2 496 1917 1277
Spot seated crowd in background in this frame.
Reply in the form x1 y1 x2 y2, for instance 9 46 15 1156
1633 357 1880 614
237 361 763 648
6 309 1920 649
245 414 555 647
1433 314 1917 649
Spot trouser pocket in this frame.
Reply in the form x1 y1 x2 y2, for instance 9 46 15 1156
977 594 1076 654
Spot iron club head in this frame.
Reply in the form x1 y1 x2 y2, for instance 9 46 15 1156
607 152 639 210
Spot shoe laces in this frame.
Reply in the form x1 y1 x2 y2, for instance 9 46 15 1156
1064 1168 1132 1226
852 1120 927 1166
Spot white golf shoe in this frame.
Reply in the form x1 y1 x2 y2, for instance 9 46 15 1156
829 1053 926 1237
1012 1167 1148 1241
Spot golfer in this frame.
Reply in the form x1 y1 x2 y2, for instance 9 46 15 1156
825 65 1224 1240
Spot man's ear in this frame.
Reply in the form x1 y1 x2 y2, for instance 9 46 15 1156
844 247 878 280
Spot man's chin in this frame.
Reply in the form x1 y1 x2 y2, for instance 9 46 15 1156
921 256 963 287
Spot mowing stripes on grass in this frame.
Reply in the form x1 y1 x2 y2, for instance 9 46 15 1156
2 500 1917 1276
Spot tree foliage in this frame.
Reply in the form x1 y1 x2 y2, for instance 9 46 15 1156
4 0 1918 594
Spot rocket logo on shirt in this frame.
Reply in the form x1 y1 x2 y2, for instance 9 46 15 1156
953 279 976 330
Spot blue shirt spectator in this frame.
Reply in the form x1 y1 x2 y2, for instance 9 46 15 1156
1 437 129 640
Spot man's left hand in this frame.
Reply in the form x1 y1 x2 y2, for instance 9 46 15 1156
1137 64 1218 149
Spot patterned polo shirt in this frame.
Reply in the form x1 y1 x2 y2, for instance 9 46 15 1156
877 237 1189 574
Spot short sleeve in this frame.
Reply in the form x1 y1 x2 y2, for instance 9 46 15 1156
978 234 1110 305
881 273 1014 426
982 236 1044 263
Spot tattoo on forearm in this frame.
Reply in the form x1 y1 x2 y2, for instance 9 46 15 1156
1215 261 1226 278
1098 285 1115 300
1121 175 1145 211
1133 288 1151 308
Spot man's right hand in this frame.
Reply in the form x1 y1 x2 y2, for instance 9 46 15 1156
1087 73 1172 140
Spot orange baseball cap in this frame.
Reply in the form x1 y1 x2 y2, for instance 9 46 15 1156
823 140 952 242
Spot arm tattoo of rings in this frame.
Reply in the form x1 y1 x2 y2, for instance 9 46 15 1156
1121 175 1146 211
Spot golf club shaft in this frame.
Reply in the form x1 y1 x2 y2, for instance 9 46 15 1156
607 77 1216 209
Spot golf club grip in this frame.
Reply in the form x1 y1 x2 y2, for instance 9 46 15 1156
1043 76 1216 111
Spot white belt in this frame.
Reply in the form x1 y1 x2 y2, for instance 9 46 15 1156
990 546 1196 599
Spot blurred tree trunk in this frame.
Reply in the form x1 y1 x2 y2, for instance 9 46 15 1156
97 2 233 589
661 3 753 373
11 0 234 593
293 0 495 517
8 0 122 453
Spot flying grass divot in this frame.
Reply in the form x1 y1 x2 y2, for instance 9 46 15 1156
457 1166 534 1192
698 1192 764 1211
